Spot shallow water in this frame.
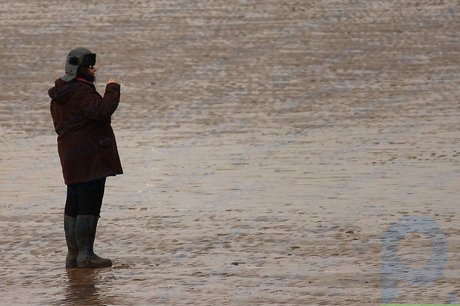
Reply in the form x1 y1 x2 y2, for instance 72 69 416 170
1 0 459 305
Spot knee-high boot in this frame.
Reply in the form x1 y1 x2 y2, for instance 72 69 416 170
64 215 78 268
75 215 112 268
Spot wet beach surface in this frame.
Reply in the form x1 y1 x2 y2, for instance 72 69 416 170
1 0 459 305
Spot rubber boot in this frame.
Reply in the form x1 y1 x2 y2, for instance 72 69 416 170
64 215 78 268
75 215 112 268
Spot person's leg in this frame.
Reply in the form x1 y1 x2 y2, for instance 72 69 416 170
64 184 80 268
75 178 112 268
65 183 83 217
78 177 106 216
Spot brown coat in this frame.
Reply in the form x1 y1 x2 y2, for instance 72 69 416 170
49 78 123 185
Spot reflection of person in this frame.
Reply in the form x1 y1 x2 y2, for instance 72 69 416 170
63 269 105 305
49 47 123 268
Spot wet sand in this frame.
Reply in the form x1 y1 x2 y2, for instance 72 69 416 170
0 0 459 305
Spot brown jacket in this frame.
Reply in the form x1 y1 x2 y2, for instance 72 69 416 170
49 78 123 185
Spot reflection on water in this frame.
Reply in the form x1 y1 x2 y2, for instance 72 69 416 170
62 269 106 306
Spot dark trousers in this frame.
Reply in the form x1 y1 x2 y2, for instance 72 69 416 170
65 178 106 217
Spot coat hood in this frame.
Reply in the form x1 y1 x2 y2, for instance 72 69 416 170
48 78 81 105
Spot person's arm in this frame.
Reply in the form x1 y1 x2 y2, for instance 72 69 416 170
79 80 121 122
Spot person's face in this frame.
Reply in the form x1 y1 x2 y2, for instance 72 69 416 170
88 66 97 80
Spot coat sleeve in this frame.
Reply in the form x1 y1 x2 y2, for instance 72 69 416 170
78 83 121 122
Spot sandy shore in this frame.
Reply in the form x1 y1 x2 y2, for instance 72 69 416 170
1 0 459 305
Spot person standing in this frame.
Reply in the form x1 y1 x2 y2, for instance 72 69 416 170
49 47 123 268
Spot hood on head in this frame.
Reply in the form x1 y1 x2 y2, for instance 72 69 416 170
48 78 81 105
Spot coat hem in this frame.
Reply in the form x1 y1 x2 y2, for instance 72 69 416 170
64 171 123 185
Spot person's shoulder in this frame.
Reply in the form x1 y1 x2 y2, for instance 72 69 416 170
49 78 87 103
69 79 98 95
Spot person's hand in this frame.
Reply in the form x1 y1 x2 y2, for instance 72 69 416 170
107 78 118 84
